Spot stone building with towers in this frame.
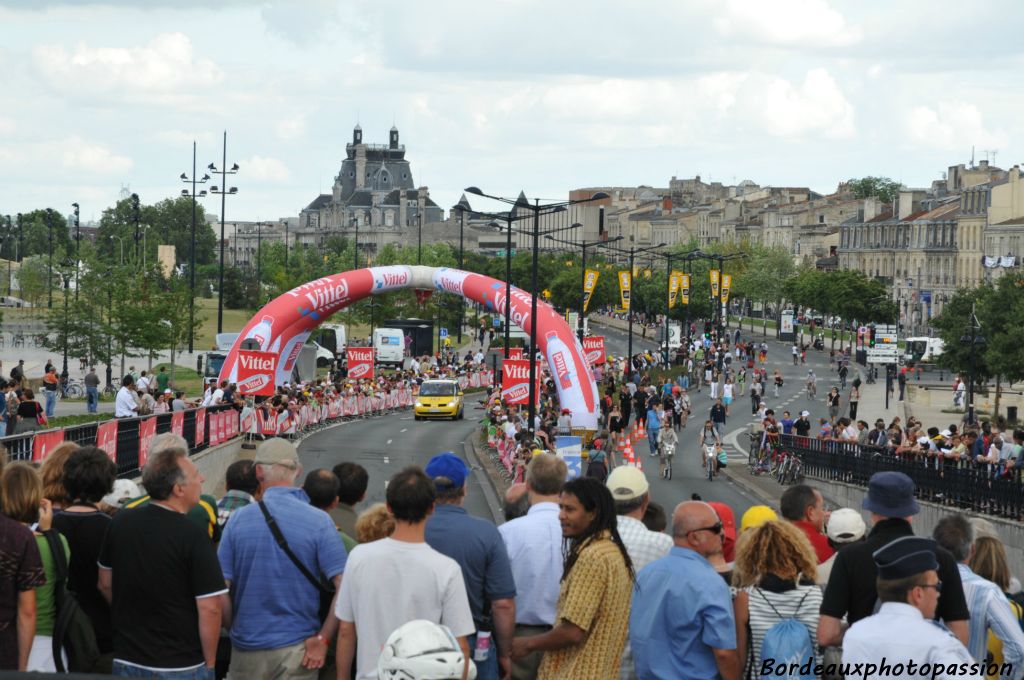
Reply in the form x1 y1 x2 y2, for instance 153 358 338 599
296 125 445 257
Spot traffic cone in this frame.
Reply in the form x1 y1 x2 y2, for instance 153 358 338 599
635 420 647 440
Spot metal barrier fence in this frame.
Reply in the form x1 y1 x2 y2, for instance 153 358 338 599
749 433 1024 519
1 404 237 478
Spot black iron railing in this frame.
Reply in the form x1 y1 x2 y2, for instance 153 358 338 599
749 433 1024 520
2 404 237 478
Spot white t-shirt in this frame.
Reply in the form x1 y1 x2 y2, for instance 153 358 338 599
136 376 150 392
114 386 139 418
336 538 475 680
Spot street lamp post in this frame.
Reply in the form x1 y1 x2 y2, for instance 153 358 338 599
208 131 239 334
649 249 700 368
71 202 80 301
104 267 113 388
109 235 124 266
465 187 607 431
180 141 209 353
59 257 74 377
130 194 141 261
457 206 466 344
545 231 624 343
417 212 423 265
962 306 985 426
47 209 54 309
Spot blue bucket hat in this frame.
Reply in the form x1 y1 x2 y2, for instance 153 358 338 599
862 471 920 518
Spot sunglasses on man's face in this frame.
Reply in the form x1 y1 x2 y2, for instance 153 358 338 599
688 521 724 536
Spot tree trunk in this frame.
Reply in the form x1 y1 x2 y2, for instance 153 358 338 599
170 346 178 384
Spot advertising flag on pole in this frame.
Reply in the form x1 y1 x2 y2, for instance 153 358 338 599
582 269 599 313
680 273 691 305
502 359 538 405
236 350 277 396
618 271 632 310
709 269 720 298
582 336 606 365
669 271 682 309
721 273 733 304
346 347 375 381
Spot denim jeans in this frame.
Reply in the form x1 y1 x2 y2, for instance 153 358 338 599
113 660 214 680
647 428 660 455
86 386 99 413
44 389 57 417
467 633 499 680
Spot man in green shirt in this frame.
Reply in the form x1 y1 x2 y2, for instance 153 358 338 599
155 367 170 393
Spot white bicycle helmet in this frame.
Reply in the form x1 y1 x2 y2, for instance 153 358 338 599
377 620 477 680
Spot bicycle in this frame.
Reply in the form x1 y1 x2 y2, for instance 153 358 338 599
62 378 85 399
704 444 716 481
659 440 675 480
806 381 816 400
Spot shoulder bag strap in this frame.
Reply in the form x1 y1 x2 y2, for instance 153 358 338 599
44 530 69 673
257 501 332 595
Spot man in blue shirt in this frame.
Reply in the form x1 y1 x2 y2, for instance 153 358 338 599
646 401 662 457
218 438 348 678
425 453 517 680
629 501 741 680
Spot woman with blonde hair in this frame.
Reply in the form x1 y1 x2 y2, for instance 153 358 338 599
969 535 1024 678
39 441 80 511
0 461 69 671
355 502 396 543
732 520 823 676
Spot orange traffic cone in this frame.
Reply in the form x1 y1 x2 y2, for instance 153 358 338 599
635 420 647 440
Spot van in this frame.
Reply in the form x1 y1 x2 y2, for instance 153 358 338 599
373 328 406 367
903 337 945 366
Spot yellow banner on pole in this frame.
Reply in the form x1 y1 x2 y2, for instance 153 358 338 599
643 269 652 279
680 273 691 305
669 270 682 309
721 273 733 304
582 269 599 313
618 271 632 311
710 269 720 298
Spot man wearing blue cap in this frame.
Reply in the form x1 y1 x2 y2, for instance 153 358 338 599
819 471 969 649
842 536 974 676
425 453 517 680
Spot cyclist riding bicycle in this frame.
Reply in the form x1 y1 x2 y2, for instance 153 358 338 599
806 370 817 399
699 419 720 471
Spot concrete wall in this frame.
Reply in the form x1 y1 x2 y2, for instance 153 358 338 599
809 475 1024 579
132 438 251 497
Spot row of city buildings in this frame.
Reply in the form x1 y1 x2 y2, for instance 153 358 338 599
219 125 1023 335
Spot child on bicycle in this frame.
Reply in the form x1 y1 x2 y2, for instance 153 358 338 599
658 410 678 479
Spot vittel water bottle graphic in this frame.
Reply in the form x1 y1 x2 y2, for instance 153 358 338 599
246 315 276 350
546 331 577 390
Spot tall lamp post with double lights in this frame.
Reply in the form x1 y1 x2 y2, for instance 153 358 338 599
545 230 624 343
208 131 239 334
648 248 700 368
180 141 210 351
465 187 608 431
604 242 666 371
452 199 470 344
71 203 80 301
58 257 74 377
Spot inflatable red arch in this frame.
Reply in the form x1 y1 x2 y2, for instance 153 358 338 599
218 265 601 430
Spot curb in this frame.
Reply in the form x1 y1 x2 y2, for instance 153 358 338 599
466 428 508 525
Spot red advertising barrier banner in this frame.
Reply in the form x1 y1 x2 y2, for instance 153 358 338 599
32 429 65 462
347 347 375 381
171 411 185 438
508 347 524 360
236 350 277 396
195 408 207 446
138 417 157 468
583 336 606 365
502 359 538 406
96 421 118 462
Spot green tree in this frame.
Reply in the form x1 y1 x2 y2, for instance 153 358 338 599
733 245 794 336
847 176 902 205
16 256 53 310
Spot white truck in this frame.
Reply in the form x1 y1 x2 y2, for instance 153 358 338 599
903 337 945 366
373 328 406 368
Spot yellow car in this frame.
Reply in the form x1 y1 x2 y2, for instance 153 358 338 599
414 379 465 420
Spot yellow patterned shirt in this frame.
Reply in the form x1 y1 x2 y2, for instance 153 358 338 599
537 532 633 679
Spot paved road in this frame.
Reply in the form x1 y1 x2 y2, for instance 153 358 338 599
298 407 495 520
595 320 854 520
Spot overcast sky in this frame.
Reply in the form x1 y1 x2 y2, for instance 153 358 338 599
2 0 1022 224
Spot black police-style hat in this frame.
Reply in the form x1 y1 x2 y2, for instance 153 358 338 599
873 536 939 580
862 471 920 517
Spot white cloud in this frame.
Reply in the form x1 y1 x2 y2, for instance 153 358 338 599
712 0 862 48
0 117 15 135
276 115 306 141
155 130 216 147
753 69 856 139
904 102 1006 151
242 155 290 182
59 136 133 174
33 32 222 96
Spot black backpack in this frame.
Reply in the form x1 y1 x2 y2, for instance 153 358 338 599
45 530 101 673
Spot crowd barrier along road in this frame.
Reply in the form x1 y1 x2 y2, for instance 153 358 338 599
1 369 497 477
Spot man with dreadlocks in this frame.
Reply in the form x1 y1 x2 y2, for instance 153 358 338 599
510 478 634 679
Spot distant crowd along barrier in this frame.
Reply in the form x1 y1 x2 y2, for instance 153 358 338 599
2 369 496 475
